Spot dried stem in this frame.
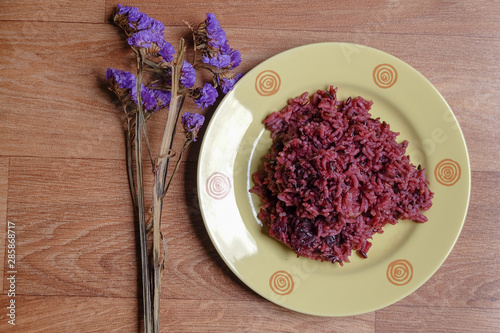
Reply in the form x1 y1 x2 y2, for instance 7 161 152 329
135 49 153 333
162 138 193 199
151 38 186 333
142 123 155 169
126 117 138 217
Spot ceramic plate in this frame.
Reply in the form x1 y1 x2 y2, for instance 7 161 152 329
197 43 470 316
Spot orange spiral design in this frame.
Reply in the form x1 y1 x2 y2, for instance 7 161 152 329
255 70 281 96
434 159 461 186
206 172 231 200
269 271 294 295
387 259 413 286
373 64 398 89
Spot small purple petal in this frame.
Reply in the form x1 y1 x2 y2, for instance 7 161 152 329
228 49 241 69
106 68 136 91
195 83 218 109
206 13 220 31
147 20 165 35
151 89 171 110
181 112 205 141
159 41 175 62
129 83 139 105
135 13 155 30
202 53 231 69
180 61 196 88
105 68 113 81
219 73 242 94
127 29 157 48
220 41 230 54
141 87 157 111
116 4 131 15
126 6 141 23
206 15 227 48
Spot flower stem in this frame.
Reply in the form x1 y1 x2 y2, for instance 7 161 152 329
135 50 153 333
126 117 137 217
162 138 193 200
151 38 186 333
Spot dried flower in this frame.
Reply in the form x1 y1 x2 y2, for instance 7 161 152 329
106 8 242 332
115 4 174 61
181 112 205 141
150 89 171 110
218 72 243 94
106 69 170 112
106 68 136 90
205 13 228 48
116 3 132 15
135 14 159 32
227 47 242 69
194 83 218 109
128 29 162 49
158 42 175 62
180 61 196 88
106 68 138 109
116 4 163 33
203 42 241 70
220 42 241 70
201 53 231 69
139 87 157 111
195 13 242 70
127 25 175 60
115 4 149 35
134 87 172 112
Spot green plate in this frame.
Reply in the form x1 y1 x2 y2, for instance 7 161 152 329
197 43 470 316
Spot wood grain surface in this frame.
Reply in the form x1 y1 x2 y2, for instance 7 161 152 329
0 0 499 332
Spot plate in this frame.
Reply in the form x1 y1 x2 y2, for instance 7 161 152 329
197 43 470 316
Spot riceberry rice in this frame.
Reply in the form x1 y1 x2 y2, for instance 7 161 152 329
250 86 433 265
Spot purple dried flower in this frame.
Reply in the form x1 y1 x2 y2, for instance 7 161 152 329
146 20 165 35
158 41 175 62
140 87 157 111
116 4 163 33
150 89 171 110
218 42 241 70
116 4 172 59
116 3 132 15
106 68 136 91
134 13 155 31
115 5 144 32
127 82 158 111
194 83 218 109
125 6 141 23
205 13 227 48
181 112 205 141
127 29 162 49
228 49 242 70
129 83 140 105
201 53 231 70
107 68 160 111
131 86 171 112
218 73 242 94
205 13 221 32
197 13 241 70
180 61 196 88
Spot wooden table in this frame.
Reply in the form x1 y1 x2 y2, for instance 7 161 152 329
0 1 498 332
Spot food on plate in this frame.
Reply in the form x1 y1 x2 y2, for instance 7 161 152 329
250 86 433 265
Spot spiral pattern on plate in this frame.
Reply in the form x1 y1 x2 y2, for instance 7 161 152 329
373 64 398 89
269 270 294 295
206 172 231 200
255 70 281 96
387 259 413 286
434 159 461 186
